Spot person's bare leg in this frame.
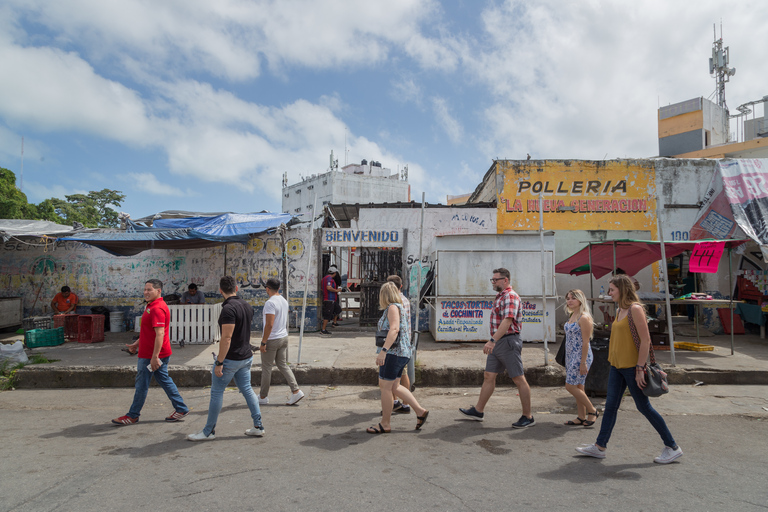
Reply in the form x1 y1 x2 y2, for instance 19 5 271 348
475 372 497 413
512 374 532 418
397 372 411 400
378 379 395 430
391 381 426 417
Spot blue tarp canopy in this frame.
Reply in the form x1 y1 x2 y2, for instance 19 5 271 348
59 212 293 256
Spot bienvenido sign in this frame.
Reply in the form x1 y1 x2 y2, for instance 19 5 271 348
322 229 403 247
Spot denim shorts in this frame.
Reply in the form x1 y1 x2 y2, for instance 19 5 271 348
379 353 409 381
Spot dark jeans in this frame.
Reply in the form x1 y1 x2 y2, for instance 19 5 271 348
596 366 677 449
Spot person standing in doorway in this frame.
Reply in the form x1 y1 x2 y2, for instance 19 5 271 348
112 279 189 426
320 266 341 336
258 278 304 406
188 276 264 441
459 268 535 428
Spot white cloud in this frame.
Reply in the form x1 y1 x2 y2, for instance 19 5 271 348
6 0 446 80
465 0 768 160
23 181 87 204
0 36 152 143
391 77 423 105
431 97 463 144
126 172 189 196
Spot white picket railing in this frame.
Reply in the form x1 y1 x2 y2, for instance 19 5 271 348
168 304 222 344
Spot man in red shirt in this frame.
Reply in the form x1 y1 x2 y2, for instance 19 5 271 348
112 279 190 425
459 267 535 428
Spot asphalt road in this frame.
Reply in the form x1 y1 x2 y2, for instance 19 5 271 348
1 385 767 512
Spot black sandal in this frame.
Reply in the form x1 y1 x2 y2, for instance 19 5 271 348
565 417 586 426
366 423 391 434
415 410 429 430
584 410 600 427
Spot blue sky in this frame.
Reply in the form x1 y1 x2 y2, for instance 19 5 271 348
1 0 766 220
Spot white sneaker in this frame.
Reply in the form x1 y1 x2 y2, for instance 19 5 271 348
187 431 215 442
245 427 265 437
575 444 606 459
654 445 683 464
286 390 305 405
258 396 269 405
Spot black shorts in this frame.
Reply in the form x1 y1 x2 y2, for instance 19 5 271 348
333 300 342 316
322 301 335 321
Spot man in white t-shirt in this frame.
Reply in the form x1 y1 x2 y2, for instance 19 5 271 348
258 278 304 406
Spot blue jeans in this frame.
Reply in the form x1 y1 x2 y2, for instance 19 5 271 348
203 357 262 436
596 366 677 449
128 357 188 419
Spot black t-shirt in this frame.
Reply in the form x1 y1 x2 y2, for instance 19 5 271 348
218 295 254 361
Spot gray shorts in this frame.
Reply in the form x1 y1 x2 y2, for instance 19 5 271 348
485 333 524 378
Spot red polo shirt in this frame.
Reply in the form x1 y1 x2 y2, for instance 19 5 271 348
138 297 172 359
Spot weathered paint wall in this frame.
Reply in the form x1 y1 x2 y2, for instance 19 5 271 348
496 160 657 232
0 226 320 331
354 207 497 330
493 158 742 332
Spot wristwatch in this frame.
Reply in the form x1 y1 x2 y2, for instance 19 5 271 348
381 347 388 352
489 338 496 343
215 360 224 366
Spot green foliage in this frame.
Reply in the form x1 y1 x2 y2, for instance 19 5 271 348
46 189 126 228
0 167 125 227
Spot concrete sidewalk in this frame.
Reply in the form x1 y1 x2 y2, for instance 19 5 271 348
5 323 768 388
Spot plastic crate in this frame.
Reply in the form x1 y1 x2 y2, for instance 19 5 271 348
25 327 66 348
54 315 80 341
23 316 52 331
77 315 105 343
674 342 714 352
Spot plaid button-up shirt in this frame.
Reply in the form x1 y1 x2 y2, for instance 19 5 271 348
490 286 522 336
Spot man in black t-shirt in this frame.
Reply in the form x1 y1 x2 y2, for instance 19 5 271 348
188 276 265 441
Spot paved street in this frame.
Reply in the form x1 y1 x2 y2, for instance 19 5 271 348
1 385 767 511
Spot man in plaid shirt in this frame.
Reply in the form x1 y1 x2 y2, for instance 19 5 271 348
459 267 535 428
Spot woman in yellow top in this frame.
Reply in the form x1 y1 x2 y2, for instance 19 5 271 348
576 275 683 464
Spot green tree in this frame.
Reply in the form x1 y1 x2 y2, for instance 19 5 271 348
45 189 126 228
0 167 53 220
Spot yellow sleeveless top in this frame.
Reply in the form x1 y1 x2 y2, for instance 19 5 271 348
608 314 639 369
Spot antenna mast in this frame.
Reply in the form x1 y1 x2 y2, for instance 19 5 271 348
20 136 24 192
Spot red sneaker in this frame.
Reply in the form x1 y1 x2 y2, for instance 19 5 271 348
165 410 189 422
111 415 138 425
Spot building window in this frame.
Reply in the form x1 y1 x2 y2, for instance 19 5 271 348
284 193 289 198
322 200 330 205
307 185 314 189
295 208 301 213
322 181 327 185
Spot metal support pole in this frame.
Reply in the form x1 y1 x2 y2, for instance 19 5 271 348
729 248 734 355
539 193 549 366
297 194 318 365
656 202 676 366
588 243 594 316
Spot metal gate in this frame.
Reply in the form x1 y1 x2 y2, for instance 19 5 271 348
359 248 402 326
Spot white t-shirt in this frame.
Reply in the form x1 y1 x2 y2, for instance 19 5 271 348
264 294 289 340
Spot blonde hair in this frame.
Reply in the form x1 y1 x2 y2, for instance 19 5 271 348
379 281 403 310
609 274 644 312
565 289 594 339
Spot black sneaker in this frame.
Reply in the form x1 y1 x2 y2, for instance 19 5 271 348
459 405 484 421
320 330 332 336
512 415 536 429
393 401 411 414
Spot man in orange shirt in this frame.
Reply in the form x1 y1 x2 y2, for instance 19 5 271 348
51 286 78 314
